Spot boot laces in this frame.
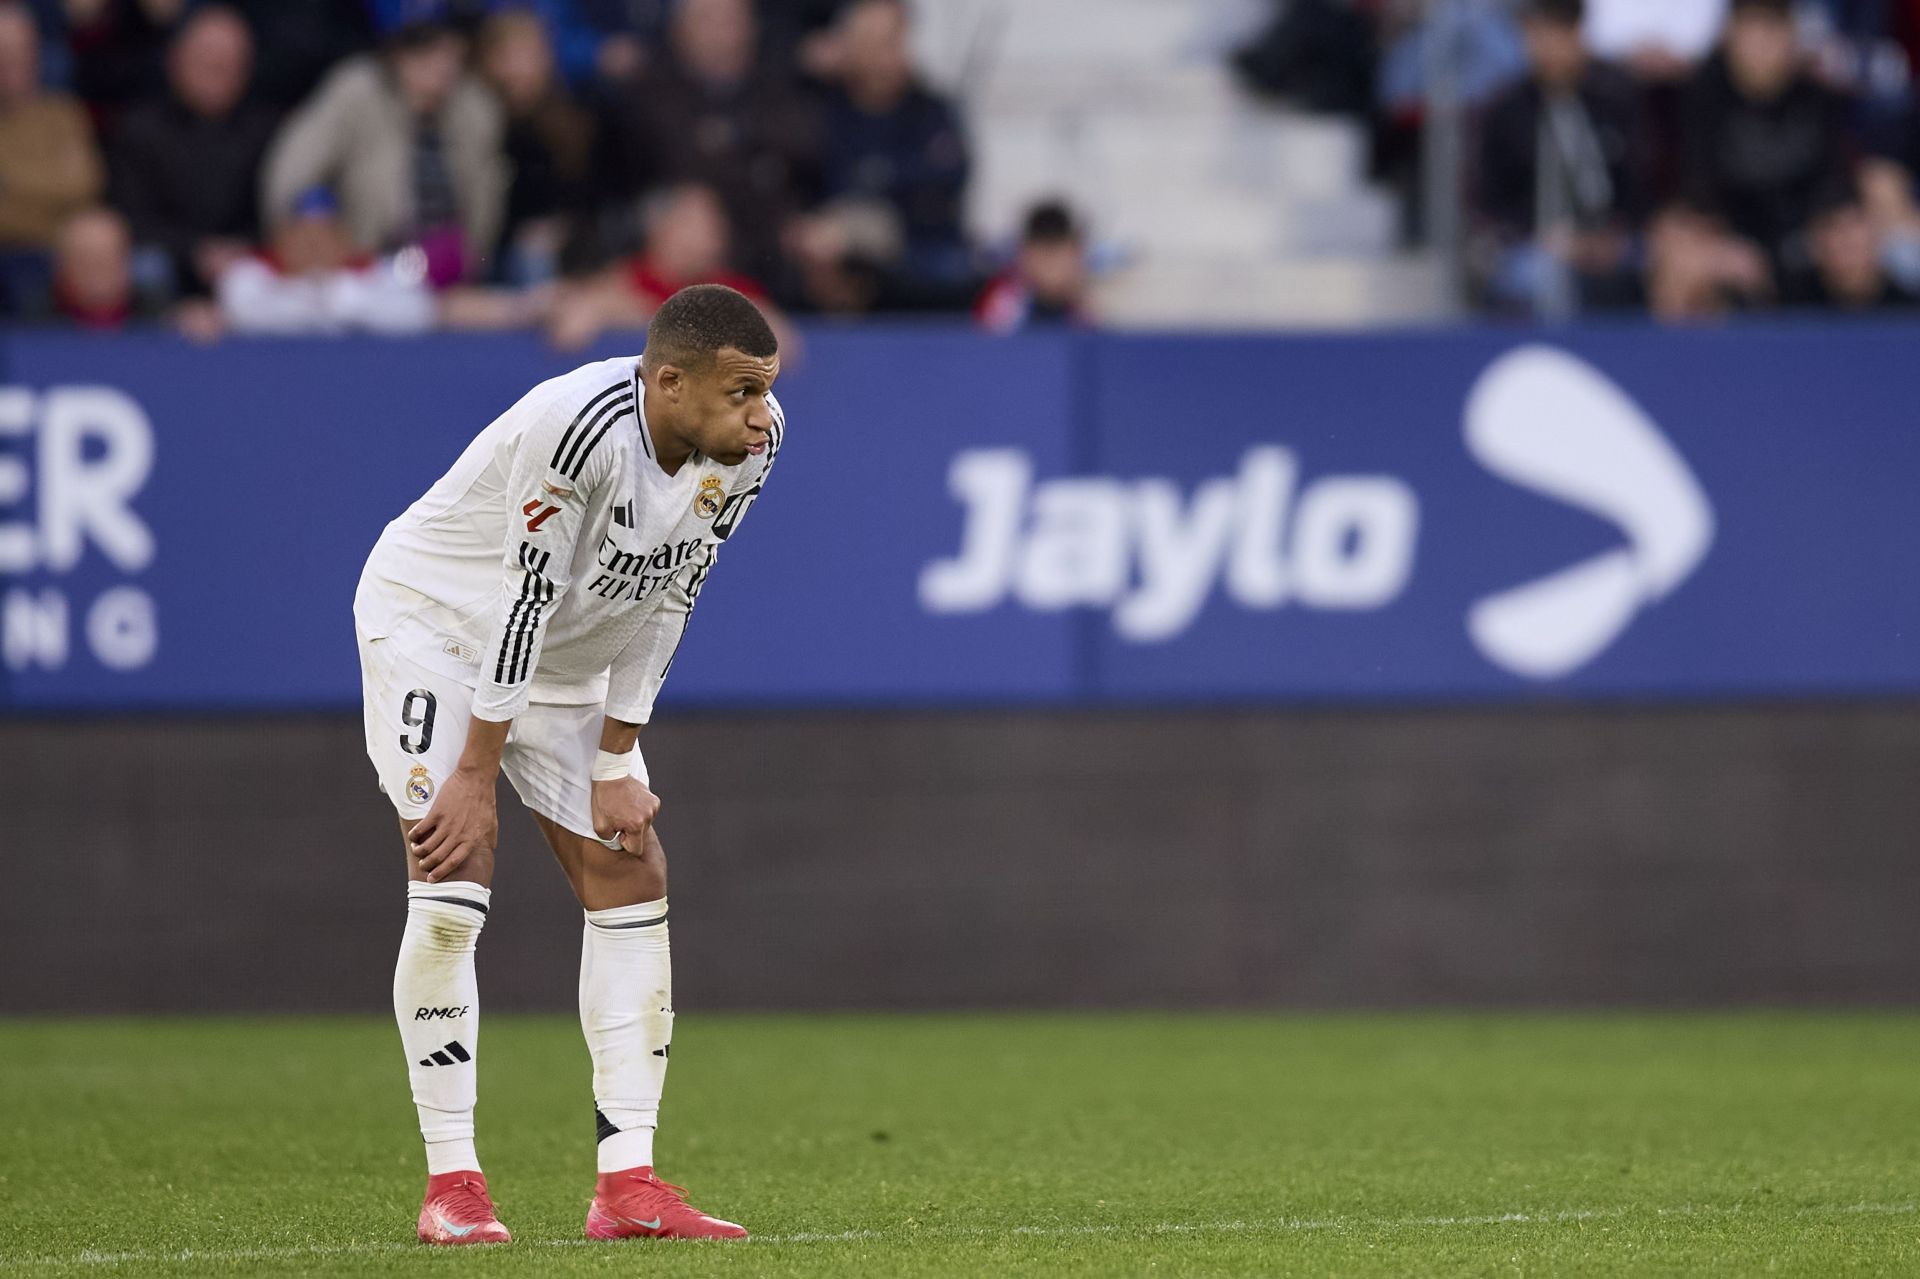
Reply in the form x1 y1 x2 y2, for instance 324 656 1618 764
626 1172 694 1211
438 1176 497 1222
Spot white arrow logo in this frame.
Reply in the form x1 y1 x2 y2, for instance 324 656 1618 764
1464 345 1715 680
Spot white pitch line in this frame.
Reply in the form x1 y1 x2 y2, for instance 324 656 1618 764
1 1202 1911 1270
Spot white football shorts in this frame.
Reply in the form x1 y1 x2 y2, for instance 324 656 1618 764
357 628 648 843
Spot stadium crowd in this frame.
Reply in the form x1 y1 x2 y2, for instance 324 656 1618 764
1237 0 1920 317
3 0 1917 335
0 0 1093 339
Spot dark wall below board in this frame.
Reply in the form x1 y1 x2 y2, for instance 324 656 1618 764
2 704 1916 1014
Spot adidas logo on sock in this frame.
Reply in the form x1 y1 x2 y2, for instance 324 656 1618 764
418 1041 471 1067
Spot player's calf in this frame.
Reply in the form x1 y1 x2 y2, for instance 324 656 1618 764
393 879 491 1181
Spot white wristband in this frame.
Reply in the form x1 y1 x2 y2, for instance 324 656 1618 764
591 748 634 782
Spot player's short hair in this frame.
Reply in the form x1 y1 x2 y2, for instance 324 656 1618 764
644 284 778 371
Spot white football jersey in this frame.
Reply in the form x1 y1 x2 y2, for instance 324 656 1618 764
354 355 781 723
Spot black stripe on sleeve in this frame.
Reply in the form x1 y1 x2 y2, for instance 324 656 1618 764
550 382 628 471
493 542 537 683
508 565 555 684
503 548 552 685
564 399 636 481
558 393 633 479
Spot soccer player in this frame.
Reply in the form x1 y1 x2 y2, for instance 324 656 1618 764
352 284 782 1245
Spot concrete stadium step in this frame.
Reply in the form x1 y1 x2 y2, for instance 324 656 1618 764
1102 190 1398 257
1092 255 1458 329
920 0 1423 326
954 0 1235 70
972 62 1249 117
968 151 1396 256
967 104 1370 197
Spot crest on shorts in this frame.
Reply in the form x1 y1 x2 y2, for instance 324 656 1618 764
694 475 725 520
406 765 435 805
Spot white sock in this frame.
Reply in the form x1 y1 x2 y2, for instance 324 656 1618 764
580 897 673 1173
394 879 490 1176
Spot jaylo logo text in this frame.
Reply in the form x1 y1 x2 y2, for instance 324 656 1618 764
920 346 1714 680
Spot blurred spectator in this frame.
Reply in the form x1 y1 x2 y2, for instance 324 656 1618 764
1791 194 1919 305
1645 203 1772 317
785 196 917 313
51 204 157 327
774 0 858 77
475 9 594 286
262 19 505 286
208 188 438 334
1375 0 1527 235
1860 153 1920 289
976 201 1092 333
597 0 821 282
229 0 374 111
567 0 663 85
0 3 104 264
1476 0 1645 315
367 0 651 88
1584 0 1728 80
61 0 184 134
807 0 969 285
1379 0 1528 122
16 0 70 91
546 181 774 348
1231 0 1377 118
109 6 275 298
1679 0 1853 269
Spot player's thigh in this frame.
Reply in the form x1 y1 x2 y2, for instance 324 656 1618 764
501 702 661 905
498 700 650 845
532 812 666 912
358 632 484 883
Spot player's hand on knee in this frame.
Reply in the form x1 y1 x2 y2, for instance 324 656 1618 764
591 777 661 856
409 768 499 880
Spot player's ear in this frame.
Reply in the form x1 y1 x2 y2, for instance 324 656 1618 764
655 363 684 401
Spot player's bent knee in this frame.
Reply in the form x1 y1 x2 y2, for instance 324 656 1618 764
399 817 495 886
586 830 666 901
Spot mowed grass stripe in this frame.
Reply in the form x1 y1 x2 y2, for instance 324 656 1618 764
1 1201 1909 1270
3 1013 1919 1276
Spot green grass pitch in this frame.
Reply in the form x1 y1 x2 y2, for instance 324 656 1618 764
2 1013 1917 1276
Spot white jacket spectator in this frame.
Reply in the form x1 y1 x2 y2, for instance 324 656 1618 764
261 24 505 284
1584 0 1729 71
217 191 436 334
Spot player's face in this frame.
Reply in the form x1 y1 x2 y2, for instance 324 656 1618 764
680 348 780 467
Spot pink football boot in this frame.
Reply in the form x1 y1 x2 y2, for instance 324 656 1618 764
416 1170 512 1245
585 1167 748 1240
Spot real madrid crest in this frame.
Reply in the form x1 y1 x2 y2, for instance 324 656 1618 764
406 765 435 805
694 475 725 521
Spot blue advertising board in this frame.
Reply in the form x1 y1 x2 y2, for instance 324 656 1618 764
1 323 1914 712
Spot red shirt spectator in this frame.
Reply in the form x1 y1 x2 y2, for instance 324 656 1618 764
976 201 1091 333
549 182 776 348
